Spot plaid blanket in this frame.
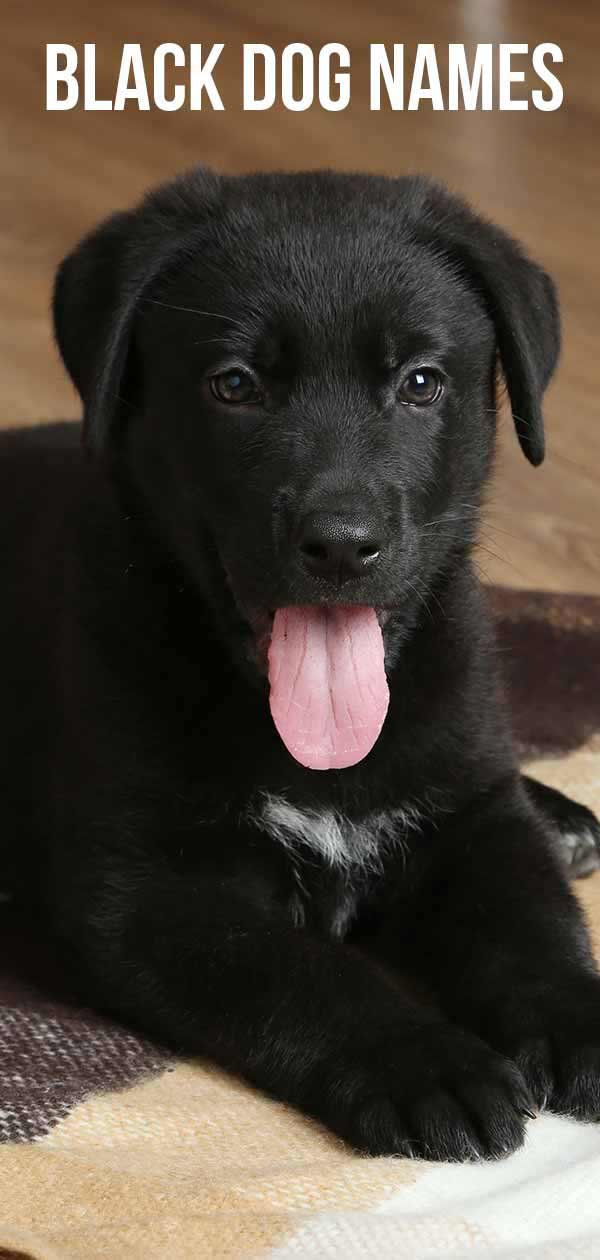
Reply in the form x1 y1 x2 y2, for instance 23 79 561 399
1 588 599 1259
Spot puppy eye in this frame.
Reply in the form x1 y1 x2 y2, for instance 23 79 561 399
210 368 262 406
398 368 443 407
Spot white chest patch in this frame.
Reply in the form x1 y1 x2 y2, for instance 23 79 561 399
252 793 424 875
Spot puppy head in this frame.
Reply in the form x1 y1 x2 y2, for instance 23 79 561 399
54 168 560 769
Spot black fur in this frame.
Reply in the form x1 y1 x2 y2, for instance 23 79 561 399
2 169 600 1161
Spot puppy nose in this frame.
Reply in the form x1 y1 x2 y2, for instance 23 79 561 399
297 511 383 583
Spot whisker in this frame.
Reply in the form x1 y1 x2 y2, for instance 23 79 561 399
421 512 479 530
475 541 528 583
510 410 531 430
407 573 448 622
472 557 495 585
143 299 236 322
480 521 522 543
404 577 435 624
192 337 234 348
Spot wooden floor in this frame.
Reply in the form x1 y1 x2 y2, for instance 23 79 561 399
1 0 599 594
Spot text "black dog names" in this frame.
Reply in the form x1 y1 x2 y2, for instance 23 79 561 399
46 43 564 112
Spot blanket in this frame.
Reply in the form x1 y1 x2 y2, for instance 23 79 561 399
1 587 599 1259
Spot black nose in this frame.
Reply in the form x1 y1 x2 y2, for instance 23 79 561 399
297 511 383 584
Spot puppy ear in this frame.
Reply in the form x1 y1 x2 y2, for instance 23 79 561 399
413 181 560 465
53 211 139 454
53 167 221 455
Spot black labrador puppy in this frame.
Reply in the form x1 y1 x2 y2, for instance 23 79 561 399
2 169 600 1161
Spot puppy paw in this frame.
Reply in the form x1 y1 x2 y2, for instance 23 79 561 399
551 798 600 879
492 978 600 1119
514 1038 600 1119
558 805 600 879
324 1024 533 1161
525 778 600 879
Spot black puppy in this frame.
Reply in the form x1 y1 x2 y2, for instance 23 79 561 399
2 169 600 1161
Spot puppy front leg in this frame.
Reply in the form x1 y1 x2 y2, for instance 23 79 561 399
386 777 600 1119
523 775 600 878
58 857 533 1160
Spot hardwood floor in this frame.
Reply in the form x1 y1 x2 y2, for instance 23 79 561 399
1 0 599 593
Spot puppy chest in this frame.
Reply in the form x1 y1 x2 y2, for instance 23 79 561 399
251 794 422 938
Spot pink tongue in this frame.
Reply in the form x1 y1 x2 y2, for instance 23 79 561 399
268 606 389 770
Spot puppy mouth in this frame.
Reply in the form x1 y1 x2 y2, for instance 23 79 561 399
247 604 391 772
